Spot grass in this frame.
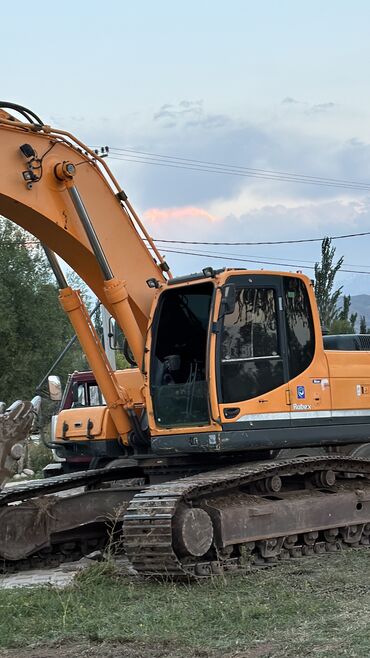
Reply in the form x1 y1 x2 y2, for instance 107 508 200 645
1 550 370 657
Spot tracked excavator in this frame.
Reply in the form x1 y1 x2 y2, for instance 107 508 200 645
2 102 370 577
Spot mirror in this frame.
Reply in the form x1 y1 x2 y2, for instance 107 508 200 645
108 317 125 351
47 375 62 401
72 381 80 406
108 318 136 366
220 284 236 316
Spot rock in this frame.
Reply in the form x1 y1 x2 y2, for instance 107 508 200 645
86 550 104 561
61 557 93 572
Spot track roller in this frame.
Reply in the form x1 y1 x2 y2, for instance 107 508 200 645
312 469 336 488
254 475 282 494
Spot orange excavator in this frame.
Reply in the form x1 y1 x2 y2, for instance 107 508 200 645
1 102 370 577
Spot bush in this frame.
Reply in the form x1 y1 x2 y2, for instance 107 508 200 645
27 441 53 476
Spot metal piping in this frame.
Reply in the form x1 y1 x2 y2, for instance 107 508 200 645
67 185 113 281
42 245 68 289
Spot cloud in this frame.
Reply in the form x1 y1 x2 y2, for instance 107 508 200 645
281 97 303 105
153 99 230 130
308 102 337 114
144 196 370 294
144 206 217 223
145 197 369 242
106 101 370 213
70 100 370 295
154 99 203 123
281 97 337 114
86 100 370 273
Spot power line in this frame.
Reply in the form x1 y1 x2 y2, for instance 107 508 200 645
4 229 370 275
153 241 370 270
106 147 370 192
3 235 369 273
3 228 370 271
108 154 370 192
151 246 370 275
109 147 370 187
4 226 370 254
3 216 370 266
146 230 370 246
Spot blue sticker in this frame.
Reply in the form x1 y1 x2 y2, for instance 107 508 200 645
297 385 305 399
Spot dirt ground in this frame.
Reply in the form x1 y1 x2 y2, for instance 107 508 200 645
0 641 273 658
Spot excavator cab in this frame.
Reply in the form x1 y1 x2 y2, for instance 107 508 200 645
148 270 324 454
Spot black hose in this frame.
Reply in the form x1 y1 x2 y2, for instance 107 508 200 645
123 337 137 367
127 409 150 449
0 102 43 125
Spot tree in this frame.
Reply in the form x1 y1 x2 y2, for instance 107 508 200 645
67 269 93 313
314 237 357 334
93 301 104 343
0 218 85 404
330 294 357 334
314 237 343 330
360 315 367 334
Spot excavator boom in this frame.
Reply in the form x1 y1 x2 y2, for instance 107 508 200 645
0 104 170 339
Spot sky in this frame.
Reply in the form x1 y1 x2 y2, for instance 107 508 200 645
2 0 370 295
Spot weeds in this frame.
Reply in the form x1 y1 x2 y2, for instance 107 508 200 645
0 550 370 656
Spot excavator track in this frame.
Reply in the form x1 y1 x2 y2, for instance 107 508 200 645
4 455 370 578
122 455 370 578
0 465 139 505
0 465 143 574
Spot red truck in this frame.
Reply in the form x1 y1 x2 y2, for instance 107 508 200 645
44 371 108 476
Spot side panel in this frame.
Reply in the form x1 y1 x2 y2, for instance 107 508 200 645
55 406 121 441
327 350 370 423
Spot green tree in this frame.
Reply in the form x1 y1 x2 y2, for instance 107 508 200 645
330 294 357 334
0 218 85 404
93 302 104 343
67 269 93 312
314 237 343 330
360 315 367 334
314 237 357 334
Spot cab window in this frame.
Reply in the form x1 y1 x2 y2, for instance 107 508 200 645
284 277 315 378
220 287 284 403
88 384 104 406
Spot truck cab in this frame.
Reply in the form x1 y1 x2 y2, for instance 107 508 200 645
45 371 102 476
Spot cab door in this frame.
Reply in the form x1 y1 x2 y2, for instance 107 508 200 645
284 276 331 428
217 274 291 431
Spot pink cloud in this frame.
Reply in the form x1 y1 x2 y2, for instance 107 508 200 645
143 206 216 223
